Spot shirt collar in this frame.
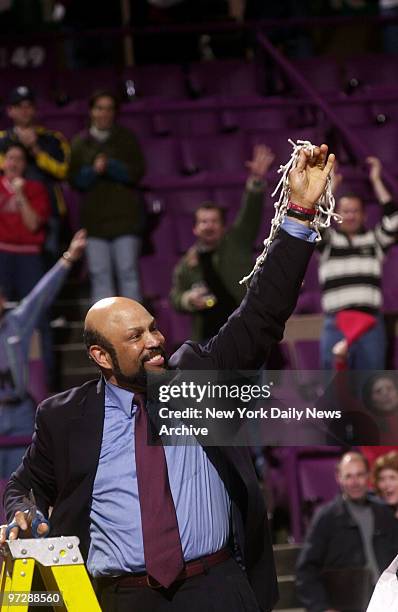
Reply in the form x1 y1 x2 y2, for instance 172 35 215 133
104 379 138 418
89 125 111 142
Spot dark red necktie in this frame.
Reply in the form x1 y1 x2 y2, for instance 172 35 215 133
134 393 184 587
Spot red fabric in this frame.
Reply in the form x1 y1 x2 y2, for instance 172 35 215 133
0 177 50 248
336 310 377 346
361 446 398 466
334 310 377 370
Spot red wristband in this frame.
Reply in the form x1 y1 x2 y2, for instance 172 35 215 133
288 201 317 216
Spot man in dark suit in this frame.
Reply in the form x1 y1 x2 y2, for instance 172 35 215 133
296 451 398 612
2 145 335 612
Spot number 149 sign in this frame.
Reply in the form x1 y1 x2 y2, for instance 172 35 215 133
0 44 49 69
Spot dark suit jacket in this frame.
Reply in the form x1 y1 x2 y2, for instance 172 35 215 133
4 229 314 612
296 494 398 612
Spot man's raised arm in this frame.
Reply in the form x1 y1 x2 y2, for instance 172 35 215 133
170 144 335 371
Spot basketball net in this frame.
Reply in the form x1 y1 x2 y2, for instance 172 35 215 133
240 140 341 286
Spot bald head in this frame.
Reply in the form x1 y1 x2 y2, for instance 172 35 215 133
84 297 167 390
85 297 150 340
336 451 369 474
336 451 369 501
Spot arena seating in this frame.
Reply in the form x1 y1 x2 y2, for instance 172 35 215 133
1 53 398 362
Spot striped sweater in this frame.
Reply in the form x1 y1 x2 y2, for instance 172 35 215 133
318 201 398 314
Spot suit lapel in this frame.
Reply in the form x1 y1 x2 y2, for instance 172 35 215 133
67 378 105 484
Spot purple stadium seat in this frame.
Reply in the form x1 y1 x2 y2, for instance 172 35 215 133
344 53 398 92
38 109 84 140
140 255 176 300
171 107 220 136
123 65 188 99
172 213 196 254
292 341 320 370
230 105 299 131
0 68 54 102
180 133 248 175
166 188 212 214
333 100 374 127
189 60 260 98
152 299 192 353
56 68 120 100
290 56 343 94
141 137 182 181
371 99 398 124
335 174 373 203
351 124 398 171
247 127 323 170
145 209 177 257
164 188 211 254
211 186 244 213
118 108 154 140
62 184 81 233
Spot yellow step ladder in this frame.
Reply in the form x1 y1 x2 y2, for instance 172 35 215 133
0 536 101 611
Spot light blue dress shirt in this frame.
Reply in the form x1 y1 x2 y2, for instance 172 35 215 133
88 381 231 577
281 217 318 242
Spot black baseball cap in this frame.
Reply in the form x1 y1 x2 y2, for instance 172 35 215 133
8 85 35 106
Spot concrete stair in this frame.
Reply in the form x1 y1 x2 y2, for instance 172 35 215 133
273 544 303 612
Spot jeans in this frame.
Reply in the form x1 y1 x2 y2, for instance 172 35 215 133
0 251 53 385
320 313 386 370
86 235 142 303
0 398 35 479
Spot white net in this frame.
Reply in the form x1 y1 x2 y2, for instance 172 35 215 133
240 139 341 286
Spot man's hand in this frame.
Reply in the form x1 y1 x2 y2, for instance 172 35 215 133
289 144 335 209
366 155 391 205
366 156 382 183
332 338 348 361
93 154 107 174
185 286 211 310
15 127 37 149
11 177 25 193
66 229 87 262
246 145 275 181
0 511 49 544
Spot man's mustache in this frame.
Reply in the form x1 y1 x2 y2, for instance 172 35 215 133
142 347 168 364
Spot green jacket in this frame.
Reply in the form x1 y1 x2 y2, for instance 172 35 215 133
69 125 146 239
170 181 265 341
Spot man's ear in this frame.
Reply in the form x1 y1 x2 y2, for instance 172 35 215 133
89 345 113 371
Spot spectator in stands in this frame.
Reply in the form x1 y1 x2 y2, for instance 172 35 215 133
170 145 274 342
0 85 70 258
373 450 398 518
379 0 398 54
0 141 56 386
0 229 86 479
0 143 50 297
69 90 146 304
296 451 398 612
319 156 398 369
